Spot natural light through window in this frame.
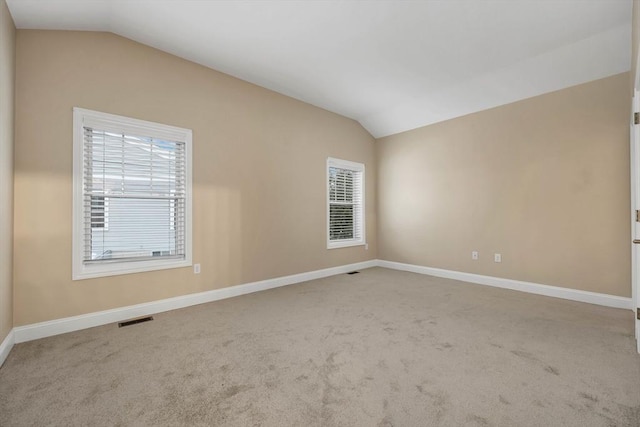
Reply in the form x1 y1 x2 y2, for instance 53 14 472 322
72 108 192 280
327 157 365 249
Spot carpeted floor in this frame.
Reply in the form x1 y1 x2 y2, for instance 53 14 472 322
0 267 639 426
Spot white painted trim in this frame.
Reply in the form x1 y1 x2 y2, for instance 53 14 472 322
13 260 377 343
72 107 193 280
0 329 15 367
378 260 633 310
12 259 632 345
631 122 637 337
327 157 366 249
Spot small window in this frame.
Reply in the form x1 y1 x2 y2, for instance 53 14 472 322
73 108 192 279
327 157 365 249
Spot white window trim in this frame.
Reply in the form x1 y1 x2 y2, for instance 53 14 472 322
72 107 193 280
327 157 366 249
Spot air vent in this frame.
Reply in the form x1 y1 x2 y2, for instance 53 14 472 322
118 316 154 328
347 271 360 275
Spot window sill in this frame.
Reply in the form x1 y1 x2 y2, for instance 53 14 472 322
327 240 366 250
73 258 192 280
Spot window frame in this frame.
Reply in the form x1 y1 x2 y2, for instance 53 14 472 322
72 107 193 280
326 157 366 249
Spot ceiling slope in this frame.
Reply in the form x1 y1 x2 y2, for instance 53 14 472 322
6 0 632 138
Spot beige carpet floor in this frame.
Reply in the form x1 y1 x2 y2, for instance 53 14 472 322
0 267 639 426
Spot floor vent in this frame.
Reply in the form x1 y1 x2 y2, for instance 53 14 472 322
118 316 154 328
347 271 360 275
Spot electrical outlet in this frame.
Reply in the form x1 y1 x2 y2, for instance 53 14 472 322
472 251 478 260
194 263 201 274
365 243 369 250
494 254 502 263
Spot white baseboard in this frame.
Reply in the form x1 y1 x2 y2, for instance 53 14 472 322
0 329 15 367
9 258 632 345
13 260 377 344
378 260 633 310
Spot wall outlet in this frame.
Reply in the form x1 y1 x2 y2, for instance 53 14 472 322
365 243 369 250
494 253 502 263
194 263 201 274
472 251 478 260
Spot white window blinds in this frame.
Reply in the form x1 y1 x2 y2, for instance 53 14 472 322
83 129 186 263
327 158 365 248
73 108 192 280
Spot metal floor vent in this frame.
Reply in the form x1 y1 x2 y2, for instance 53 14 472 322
118 316 154 328
347 271 360 275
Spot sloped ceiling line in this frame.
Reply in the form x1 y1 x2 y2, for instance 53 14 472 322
6 0 632 138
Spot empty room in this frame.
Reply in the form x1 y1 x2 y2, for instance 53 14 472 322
1 0 639 425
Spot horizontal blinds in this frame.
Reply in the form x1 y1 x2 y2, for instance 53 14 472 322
329 166 363 241
83 128 186 263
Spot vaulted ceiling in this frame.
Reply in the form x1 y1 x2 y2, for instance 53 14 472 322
6 0 632 138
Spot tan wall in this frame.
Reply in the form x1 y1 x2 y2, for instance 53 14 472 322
14 30 376 326
0 0 15 343
377 73 631 297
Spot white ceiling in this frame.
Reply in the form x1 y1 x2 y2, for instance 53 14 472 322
6 0 633 138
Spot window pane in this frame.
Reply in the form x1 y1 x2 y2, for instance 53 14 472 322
330 204 354 240
90 198 181 261
329 167 354 203
327 158 364 247
84 126 186 263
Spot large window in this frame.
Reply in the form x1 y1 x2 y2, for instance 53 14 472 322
327 157 365 249
73 108 192 280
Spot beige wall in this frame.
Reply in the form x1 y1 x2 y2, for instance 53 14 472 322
9 28 634 327
0 0 15 343
377 73 631 297
13 30 376 326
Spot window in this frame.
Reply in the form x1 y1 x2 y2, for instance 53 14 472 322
327 157 365 249
73 108 192 279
